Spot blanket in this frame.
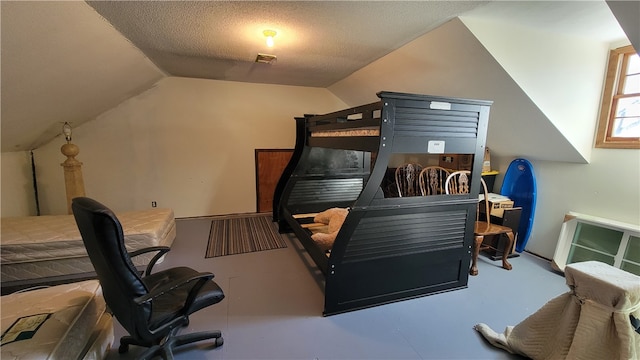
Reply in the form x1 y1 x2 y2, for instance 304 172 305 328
475 261 640 360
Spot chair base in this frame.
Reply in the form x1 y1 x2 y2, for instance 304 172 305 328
119 329 223 360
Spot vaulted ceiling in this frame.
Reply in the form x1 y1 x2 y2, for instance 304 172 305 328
0 1 633 153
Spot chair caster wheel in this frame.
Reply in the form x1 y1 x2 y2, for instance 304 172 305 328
215 337 224 347
118 343 129 354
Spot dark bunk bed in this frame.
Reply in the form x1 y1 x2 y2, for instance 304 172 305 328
274 91 492 315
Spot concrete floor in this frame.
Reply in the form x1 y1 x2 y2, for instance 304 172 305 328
106 216 568 360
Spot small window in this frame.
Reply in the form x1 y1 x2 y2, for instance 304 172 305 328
595 45 640 148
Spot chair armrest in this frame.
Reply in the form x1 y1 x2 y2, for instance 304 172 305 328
128 246 170 258
128 246 171 276
133 271 215 305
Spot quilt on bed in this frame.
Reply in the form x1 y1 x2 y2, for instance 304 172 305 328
1 208 176 282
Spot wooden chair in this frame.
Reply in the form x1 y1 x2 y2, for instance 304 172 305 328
445 170 514 276
395 163 423 197
419 166 451 196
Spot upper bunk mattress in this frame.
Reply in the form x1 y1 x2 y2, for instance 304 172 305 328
310 128 379 137
0 208 176 265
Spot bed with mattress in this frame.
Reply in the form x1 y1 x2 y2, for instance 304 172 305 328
274 91 492 315
1 208 176 293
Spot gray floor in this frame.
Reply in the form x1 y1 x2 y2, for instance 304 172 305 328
107 216 568 360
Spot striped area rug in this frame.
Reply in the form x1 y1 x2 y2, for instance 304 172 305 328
205 213 287 258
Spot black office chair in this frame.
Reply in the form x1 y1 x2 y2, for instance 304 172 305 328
71 197 224 360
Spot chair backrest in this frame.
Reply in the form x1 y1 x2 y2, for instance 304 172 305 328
445 170 491 225
445 170 470 195
419 166 451 196
71 197 152 341
395 163 423 197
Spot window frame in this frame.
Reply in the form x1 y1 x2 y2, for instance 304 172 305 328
595 45 640 149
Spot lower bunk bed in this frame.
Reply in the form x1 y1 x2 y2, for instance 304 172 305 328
275 91 491 315
283 202 475 316
1 208 176 293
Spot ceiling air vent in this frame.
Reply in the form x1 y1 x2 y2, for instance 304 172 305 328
255 53 277 64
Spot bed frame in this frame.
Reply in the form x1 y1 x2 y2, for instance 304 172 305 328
274 91 492 315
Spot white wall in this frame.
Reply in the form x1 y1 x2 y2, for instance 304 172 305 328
512 149 640 258
1 151 37 217
461 16 610 163
31 77 346 217
329 17 640 259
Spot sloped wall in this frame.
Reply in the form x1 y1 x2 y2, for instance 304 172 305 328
1 0 164 152
461 16 610 163
329 18 583 163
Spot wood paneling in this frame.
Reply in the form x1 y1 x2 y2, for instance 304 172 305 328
255 149 293 213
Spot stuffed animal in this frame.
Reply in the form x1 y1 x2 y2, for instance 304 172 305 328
310 207 348 251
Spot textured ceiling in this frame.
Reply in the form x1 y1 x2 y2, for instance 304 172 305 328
86 1 490 87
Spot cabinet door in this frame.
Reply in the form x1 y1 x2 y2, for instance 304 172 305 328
566 222 622 266
621 235 640 275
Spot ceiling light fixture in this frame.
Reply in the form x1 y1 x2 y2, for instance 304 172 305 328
263 29 277 48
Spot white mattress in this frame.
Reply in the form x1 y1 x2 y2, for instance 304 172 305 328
81 312 114 360
1 208 176 282
1 280 114 360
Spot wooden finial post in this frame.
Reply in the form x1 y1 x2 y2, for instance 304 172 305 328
60 123 85 214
